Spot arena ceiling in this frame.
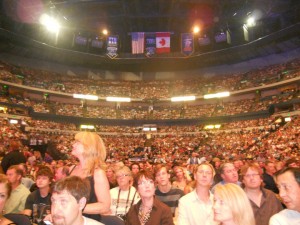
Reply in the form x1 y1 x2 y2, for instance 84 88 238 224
0 0 299 72
45 0 296 36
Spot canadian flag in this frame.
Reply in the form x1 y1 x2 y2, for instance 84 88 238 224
156 32 170 54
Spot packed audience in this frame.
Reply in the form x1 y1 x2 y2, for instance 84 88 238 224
0 114 299 224
0 58 300 100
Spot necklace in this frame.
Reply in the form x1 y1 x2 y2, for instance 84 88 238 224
138 203 153 225
115 186 132 216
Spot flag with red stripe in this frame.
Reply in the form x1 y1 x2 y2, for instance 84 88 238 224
131 32 145 54
156 32 170 54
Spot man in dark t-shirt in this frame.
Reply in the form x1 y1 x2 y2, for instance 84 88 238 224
22 166 53 221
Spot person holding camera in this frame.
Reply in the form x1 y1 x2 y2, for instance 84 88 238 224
109 166 140 221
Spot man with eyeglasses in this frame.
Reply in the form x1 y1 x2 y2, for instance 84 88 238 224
241 164 282 225
269 167 300 225
154 164 184 219
178 163 219 225
212 162 241 192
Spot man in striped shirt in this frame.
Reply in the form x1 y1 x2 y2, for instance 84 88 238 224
154 164 184 217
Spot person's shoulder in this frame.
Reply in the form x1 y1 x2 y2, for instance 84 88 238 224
179 190 195 203
170 186 184 195
84 216 105 225
154 198 172 211
270 209 300 225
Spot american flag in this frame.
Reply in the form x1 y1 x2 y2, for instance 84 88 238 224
131 32 145 54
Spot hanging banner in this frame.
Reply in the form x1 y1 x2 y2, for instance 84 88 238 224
106 35 118 59
145 33 156 57
156 32 170 54
181 33 194 56
131 32 145 54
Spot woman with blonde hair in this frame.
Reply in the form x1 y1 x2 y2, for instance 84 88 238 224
106 164 117 189
69 131 110 221
109 166 140 220
172 166 192 191
213 183 255 225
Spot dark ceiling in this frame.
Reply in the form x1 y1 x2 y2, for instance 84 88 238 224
2 0 298 36
0 0 299 72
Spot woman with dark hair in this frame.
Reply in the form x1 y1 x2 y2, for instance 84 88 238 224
125 170 174 225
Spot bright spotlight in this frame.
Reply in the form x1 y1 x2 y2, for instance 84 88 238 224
193 26 200 34
246 17 255 27
40 14 60 33
102 29 108 35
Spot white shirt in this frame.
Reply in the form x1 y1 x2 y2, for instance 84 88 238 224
269 209 300 225
109 186 140 216
178 190 219 225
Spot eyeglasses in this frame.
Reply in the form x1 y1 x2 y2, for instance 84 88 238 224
138 180 155 186
244 174 260 178
197 170 213 176
116 174 130 179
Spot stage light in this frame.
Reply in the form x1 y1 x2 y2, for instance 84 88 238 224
39 14 60 33
246 17 255 27
102 29 108 35
171 96 196 102
106 97 131 102
193 26 200 34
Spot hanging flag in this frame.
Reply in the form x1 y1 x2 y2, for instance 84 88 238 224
156 32 170 54
131 32 145 54
106 35 118 59
145 33 156 57
181 33 194 56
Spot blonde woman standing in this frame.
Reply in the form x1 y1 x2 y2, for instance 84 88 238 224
69 132 110 221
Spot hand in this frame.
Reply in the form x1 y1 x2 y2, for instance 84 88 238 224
43 214 53 223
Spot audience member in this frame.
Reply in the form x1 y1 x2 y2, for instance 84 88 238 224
54 165 69 181
109 166 140 220
4 165 30 213
69 132 111 221
1 140 26 174
19 163 35 190
172 166 191 191
212 163 241 192
50 176 104 225
22 166 53 219
154 164 184 217
269 167 300 225
178 163 218 225
0 174 15 224
240 163 282 225
263 161 279 194
213 183 255 225
106 165 117 189
125 170 174 225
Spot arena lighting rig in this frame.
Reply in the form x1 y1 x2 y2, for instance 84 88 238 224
204 124 221 129
106 97 131 102
203 92 230 99
73 94 98 100
171 96 196 102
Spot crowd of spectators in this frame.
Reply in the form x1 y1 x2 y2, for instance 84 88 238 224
0 58 300 100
